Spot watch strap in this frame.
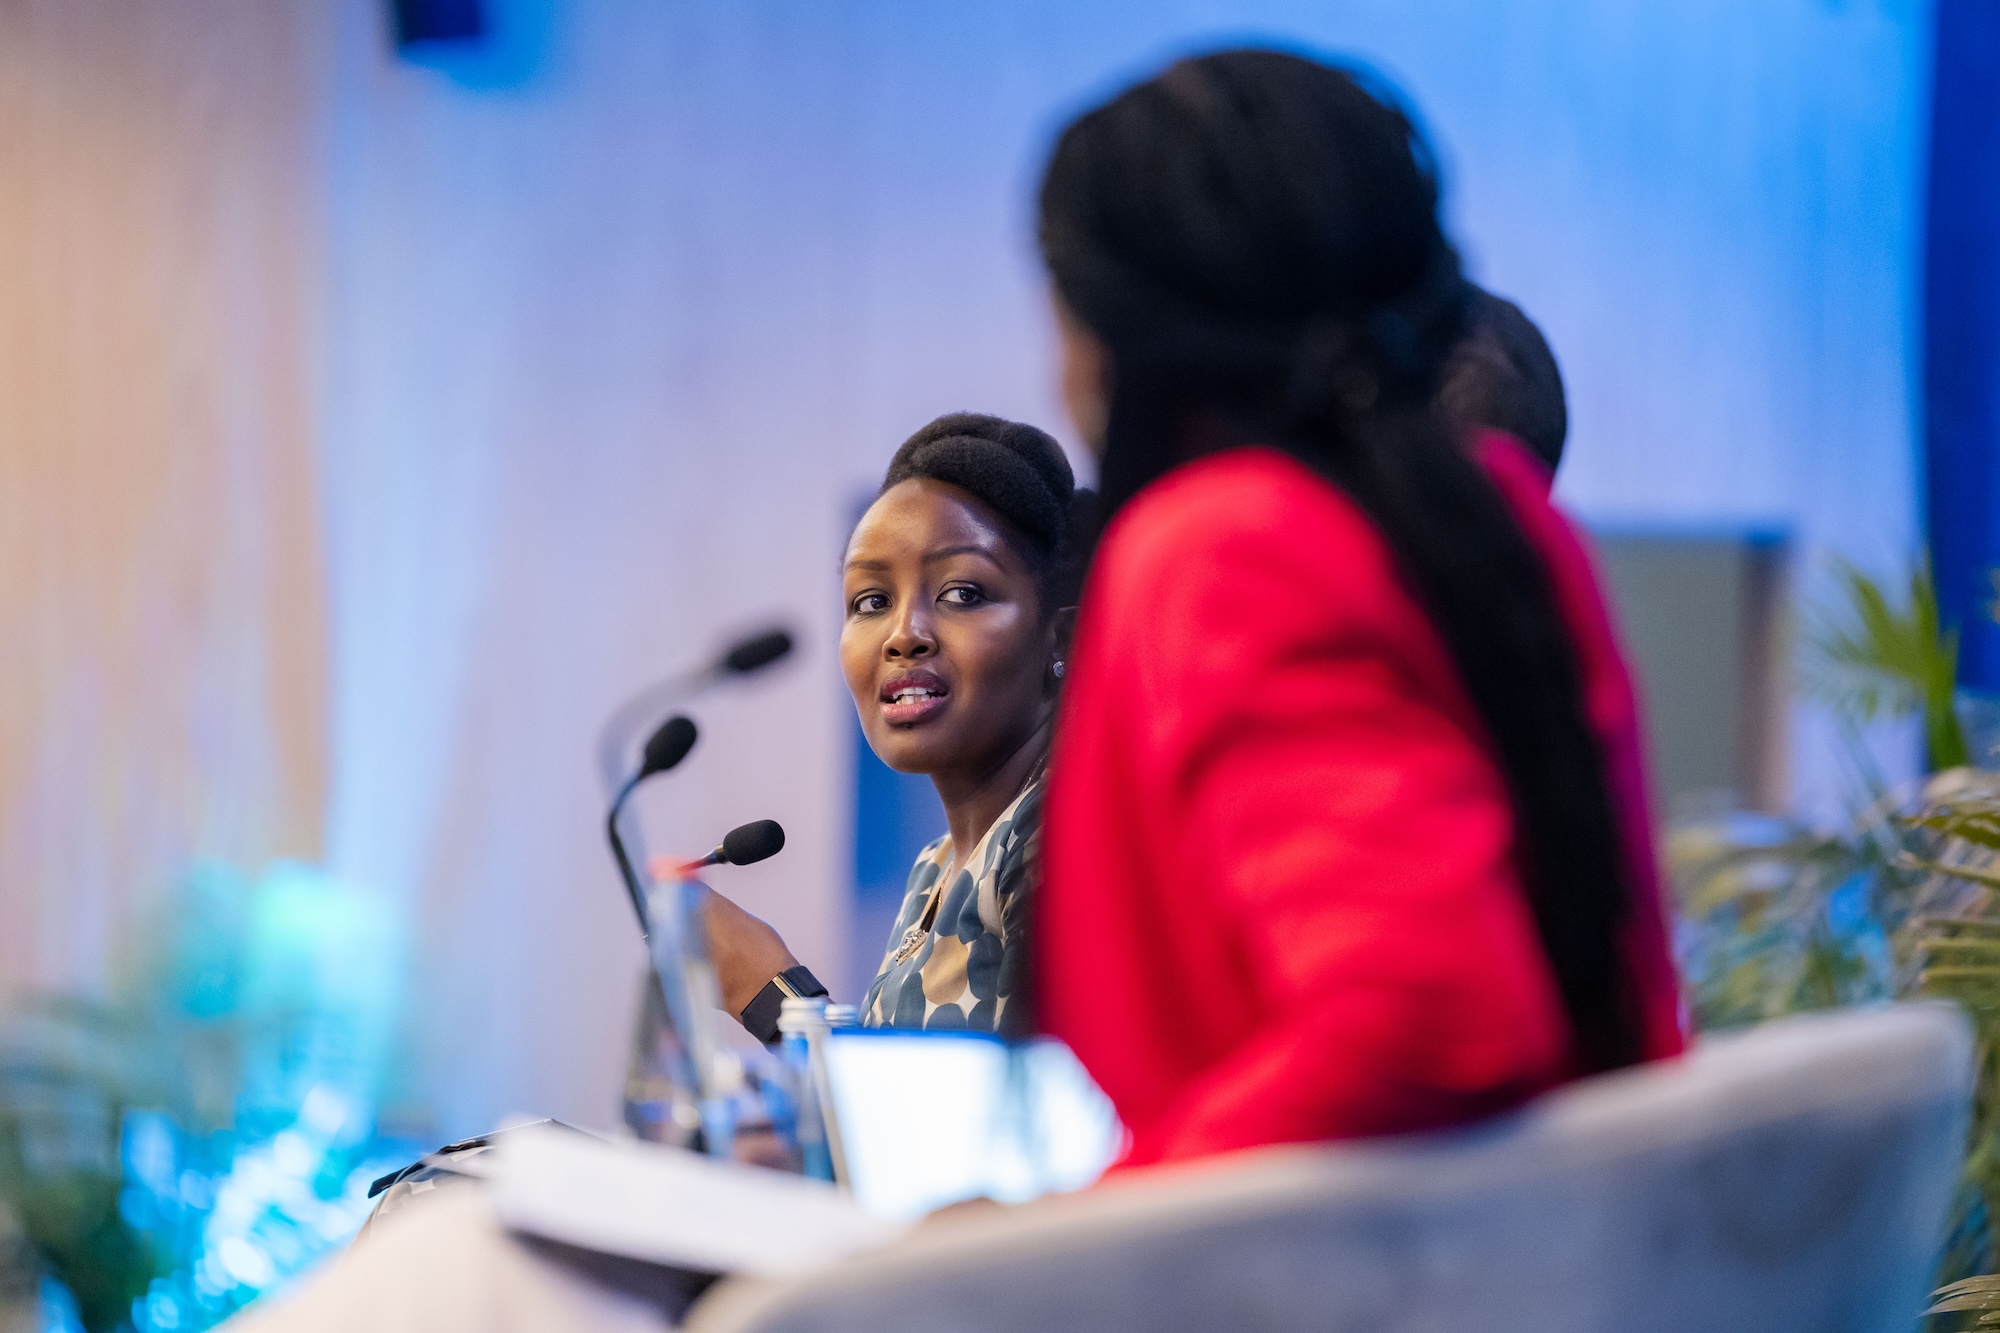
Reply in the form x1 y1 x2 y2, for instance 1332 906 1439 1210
739 964 829 1044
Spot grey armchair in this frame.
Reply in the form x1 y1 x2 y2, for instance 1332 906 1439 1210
687 1004 1972 1333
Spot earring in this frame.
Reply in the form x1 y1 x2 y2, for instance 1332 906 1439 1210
1052 660 1066 680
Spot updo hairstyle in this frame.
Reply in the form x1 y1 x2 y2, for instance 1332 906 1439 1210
881 412 1095 614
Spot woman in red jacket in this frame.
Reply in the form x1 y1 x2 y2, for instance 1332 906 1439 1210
1034 50 1684 1168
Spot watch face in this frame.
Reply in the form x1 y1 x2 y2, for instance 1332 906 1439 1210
781 967 830 998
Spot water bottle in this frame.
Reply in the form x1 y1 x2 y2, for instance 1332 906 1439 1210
777 998 835 1182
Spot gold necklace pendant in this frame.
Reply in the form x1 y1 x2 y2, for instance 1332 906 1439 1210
892 872 952 967
891 923 928 965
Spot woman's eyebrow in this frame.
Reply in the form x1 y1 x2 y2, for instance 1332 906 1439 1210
843 544 1004 574
922 544 1004 566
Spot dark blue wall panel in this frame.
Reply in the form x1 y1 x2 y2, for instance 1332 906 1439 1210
1925 0 2000 688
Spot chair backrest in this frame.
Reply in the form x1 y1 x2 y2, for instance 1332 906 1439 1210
686 1004 1973 1333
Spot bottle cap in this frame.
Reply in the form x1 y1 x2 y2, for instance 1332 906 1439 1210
777 995 828 1034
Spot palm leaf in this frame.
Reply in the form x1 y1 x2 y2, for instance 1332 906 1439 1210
1903 857 2000 896
1800 557 1969 772
1915 806 2000 853
1928 1273 2000 1314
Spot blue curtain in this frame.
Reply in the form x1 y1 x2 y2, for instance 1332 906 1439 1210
1926 0 2000 688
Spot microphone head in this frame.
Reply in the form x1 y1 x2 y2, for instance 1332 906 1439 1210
719 819 786 866
720 628 794 676
639 715 699 778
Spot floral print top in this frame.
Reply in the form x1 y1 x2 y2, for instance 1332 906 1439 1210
859 769 1041 1033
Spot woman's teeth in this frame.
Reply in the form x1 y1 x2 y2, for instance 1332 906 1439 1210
890 688 940 703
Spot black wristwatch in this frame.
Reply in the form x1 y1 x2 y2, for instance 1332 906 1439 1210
739 965 830 1044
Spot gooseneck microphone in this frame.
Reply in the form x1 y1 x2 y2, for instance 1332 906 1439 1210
720 630 794 676
596 625 795 792
691 819 785 872
645 818 786 883
606 714 699 937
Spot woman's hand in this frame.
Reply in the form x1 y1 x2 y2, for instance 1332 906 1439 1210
693 883 801 1017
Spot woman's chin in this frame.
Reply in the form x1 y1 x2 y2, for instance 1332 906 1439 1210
872 732 948 772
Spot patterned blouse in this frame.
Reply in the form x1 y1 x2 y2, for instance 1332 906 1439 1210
860 769 1041 1033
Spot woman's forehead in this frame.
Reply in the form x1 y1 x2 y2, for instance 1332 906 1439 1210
845 478 1021 570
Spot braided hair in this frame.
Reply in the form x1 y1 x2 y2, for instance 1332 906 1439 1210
882 412 1094 614
1039 50 1641 1073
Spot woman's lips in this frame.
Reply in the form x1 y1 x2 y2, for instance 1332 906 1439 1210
881 669 949 726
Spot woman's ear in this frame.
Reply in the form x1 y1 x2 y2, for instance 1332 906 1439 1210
1047 605 1079 687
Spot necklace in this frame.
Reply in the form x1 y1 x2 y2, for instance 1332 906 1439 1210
887 756 1046 968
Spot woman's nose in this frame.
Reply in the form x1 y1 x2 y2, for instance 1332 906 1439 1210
885 605 935 659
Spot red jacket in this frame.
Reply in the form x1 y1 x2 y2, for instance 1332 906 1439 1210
1042 436 1684 1168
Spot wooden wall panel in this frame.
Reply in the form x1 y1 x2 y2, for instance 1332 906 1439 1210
0 2 330 993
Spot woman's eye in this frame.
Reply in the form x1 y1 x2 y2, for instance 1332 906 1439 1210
850 592 889 616
940 585 986 607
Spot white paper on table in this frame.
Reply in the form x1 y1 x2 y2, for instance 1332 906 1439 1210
490 1124 905 1278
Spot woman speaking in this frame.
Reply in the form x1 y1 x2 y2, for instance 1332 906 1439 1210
1035 50 1684 1167
703 412 1085 1038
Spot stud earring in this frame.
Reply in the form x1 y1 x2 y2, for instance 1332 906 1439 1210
1052 660 1066 680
